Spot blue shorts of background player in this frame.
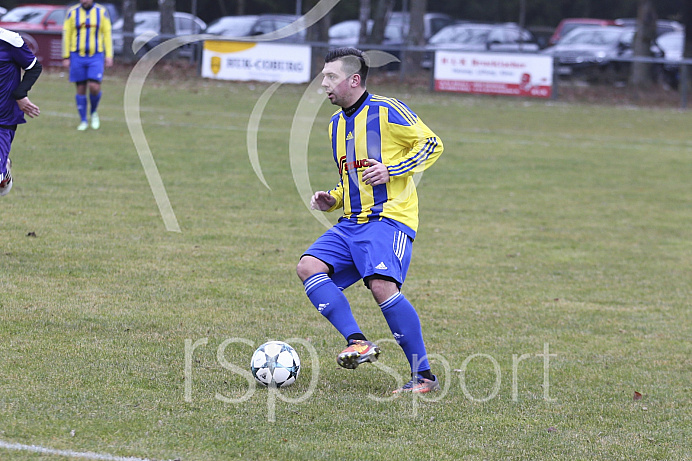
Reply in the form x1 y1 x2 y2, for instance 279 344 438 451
68 52 104 130
304 219 412 290
69 51 104 83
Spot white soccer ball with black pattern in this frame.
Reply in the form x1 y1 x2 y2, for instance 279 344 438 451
251 341 301 388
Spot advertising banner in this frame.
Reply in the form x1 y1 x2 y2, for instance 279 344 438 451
434 51 553 99
16 31 63 67
201 41 311 84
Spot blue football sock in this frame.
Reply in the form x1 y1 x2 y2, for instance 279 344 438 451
76 94 87 122
89 91 101 114
303 273 362 340
380 292 431 375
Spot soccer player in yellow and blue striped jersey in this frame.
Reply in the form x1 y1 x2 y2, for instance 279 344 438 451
62 0 112 130
297 47 444 394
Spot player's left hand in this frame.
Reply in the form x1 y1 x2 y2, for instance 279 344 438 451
362 158 390 186
17 97 40 118
105 57 113 67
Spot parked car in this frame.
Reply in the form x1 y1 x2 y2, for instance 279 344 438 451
329 12 454 47
542 26 643 82
0 4 66 32
328 19 402 47
203 14 307 43
422 23 539 69
614 18 683 37
387 12 456 42
248 14 306 42
203 15 259 38
656 30 685 89
548 18 616 47
112 11 206 57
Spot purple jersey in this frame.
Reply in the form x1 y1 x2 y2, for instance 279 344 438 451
0 28 38 125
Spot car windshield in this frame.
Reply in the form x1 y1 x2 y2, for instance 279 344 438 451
134 14 160 31
2 6 47 23
560 23 605 37
560 28 625 46
206 16 257 36
430 26 491 45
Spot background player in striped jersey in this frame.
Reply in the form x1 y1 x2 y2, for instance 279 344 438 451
62 0 112 131
297 47 444 394
0 27 42 196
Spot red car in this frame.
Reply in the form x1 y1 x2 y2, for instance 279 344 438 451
548 18 616 46
0 4 67 32
0 4 67 66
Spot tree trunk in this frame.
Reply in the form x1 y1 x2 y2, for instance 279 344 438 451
121 0 136 62
630 0 657 86
307 0 332 76
684 0 692 59
368 0 394 45
401 0 426 76
682 0 692 97
358 0 371 46
158 0 176 58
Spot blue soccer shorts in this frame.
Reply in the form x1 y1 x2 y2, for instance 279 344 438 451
0 127 16 177
69 52 104 83
303 219 413 290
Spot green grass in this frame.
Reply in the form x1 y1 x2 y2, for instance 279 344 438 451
1 67 690 460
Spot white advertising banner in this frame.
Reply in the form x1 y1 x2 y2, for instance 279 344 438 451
434 51 553 98
201 41 311 83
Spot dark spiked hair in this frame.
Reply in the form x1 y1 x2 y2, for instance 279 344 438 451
324 47 368 85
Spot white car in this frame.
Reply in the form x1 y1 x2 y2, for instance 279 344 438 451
656 30 685 89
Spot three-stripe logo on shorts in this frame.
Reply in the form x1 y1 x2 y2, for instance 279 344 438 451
393 231 407 261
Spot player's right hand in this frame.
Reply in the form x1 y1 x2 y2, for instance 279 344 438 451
310 191 336 211
16 97 40 118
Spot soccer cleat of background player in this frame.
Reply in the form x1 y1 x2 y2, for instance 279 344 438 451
0 27 42 197
62 0 113 130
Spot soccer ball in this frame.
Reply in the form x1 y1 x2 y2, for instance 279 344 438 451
251 341 300 388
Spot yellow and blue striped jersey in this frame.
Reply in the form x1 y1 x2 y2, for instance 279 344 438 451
326 93 443 237
62 3 112 58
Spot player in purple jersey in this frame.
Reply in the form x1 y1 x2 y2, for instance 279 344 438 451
0 27 42 197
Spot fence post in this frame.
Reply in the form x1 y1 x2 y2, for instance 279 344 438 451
681 64 688 110
551 57 559 101
429 52 435 92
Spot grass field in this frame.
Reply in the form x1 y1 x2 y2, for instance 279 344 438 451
1 67 690 460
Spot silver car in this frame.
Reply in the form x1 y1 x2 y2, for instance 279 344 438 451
422 23 539 68
112 11 206 57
